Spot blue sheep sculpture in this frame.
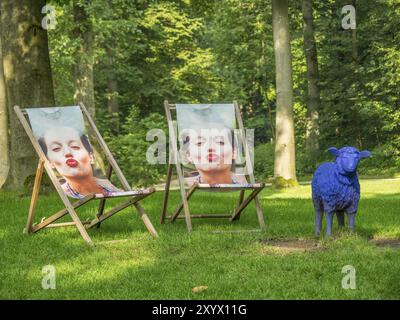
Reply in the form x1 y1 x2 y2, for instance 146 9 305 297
311 146 371 237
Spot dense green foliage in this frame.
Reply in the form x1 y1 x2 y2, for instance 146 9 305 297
103 108 168 186
48 0 400 184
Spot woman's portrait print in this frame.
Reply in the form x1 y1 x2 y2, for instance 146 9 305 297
27 106 122 198
176 104 247 186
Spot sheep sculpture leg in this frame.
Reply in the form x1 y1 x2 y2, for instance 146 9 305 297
313 199 324 238
325 212 334 236
337 211 345 228
314 209 323 238
347 212 356 232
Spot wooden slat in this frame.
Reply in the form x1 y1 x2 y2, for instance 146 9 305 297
230 187 263 221
134 202 159 238
87 196 143 229
211 229 262 234
31 194 95 233
94 189 154 199
170 183 197 222
234 190 246 221
31 210 69 233
233 101 266 230
173 214 231 219
160 163 173 224
47 221 91 228
24 159 44 234
164 100 193 231
96 164 113 229
197 183 264 191
238 190 245 205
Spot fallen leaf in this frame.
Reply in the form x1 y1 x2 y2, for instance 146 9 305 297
192 285 208 293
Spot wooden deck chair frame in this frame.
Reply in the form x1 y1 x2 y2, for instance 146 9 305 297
14 103 158 246
160 100 266 232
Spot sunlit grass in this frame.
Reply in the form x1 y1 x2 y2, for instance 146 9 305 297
0 178 399 299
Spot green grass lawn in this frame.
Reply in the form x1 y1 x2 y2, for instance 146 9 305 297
0 178 399 299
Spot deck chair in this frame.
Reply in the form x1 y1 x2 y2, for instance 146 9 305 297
160 100 266 232
14 103 158 246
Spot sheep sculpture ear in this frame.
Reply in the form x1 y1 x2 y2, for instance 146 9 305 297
359 150 372 158
328 147 339 158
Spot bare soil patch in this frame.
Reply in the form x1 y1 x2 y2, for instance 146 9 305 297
370 238 400 249
259 238 323 254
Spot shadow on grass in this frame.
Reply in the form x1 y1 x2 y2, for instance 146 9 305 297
1 186 398 241
1 185 400 299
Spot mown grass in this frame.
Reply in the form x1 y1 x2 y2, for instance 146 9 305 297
0 178 399 299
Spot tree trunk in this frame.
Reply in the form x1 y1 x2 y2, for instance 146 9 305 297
0 10 9 188
73 0 95 117
1 0 55 189
106 46 119 134
351 0 358 63
107 77 119 114
351 0 362 148
272 0 297 182
302 0 320 158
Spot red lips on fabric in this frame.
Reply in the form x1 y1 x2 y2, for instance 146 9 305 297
66 159 79 167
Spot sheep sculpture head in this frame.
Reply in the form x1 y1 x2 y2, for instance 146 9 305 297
328 146 371 175
312 146 372 238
